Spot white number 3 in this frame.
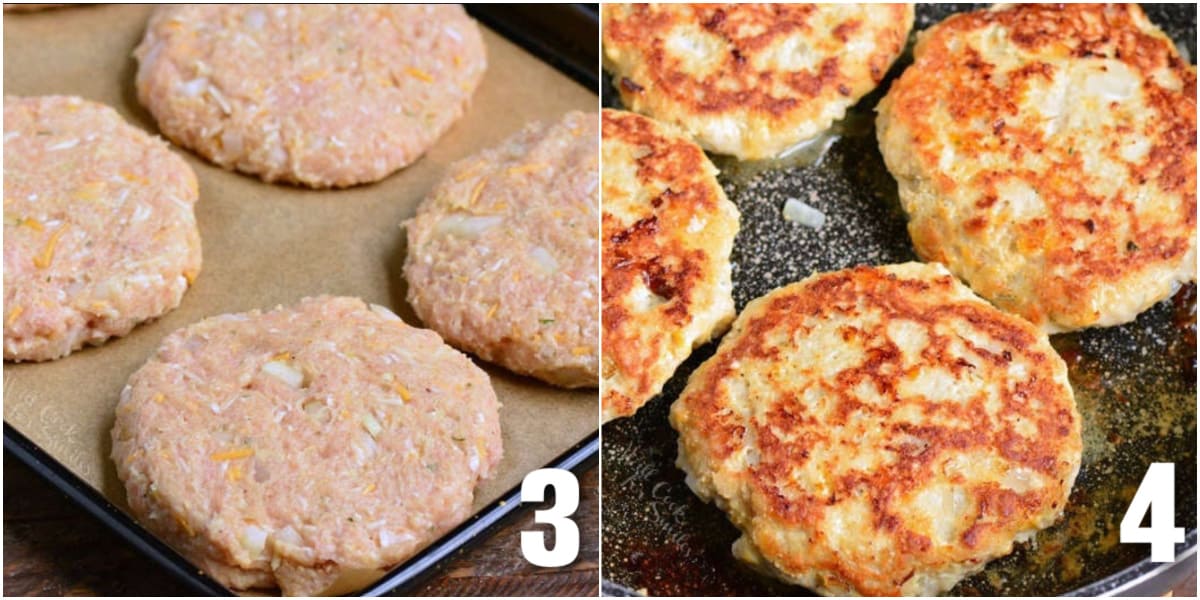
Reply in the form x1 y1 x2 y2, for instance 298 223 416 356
520 468 580 567
1120 462 1185 562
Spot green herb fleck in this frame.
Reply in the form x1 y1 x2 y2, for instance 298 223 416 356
539 318 555 325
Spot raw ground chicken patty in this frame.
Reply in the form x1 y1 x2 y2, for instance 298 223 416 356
671 263 1082 596
3 95 201 362
602 3 914 159
134 4 486 188
111 296 502 596
601 109 739 421
404 111 599 388
876 3 1197 332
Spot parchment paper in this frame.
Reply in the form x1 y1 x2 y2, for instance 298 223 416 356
2 1 599 574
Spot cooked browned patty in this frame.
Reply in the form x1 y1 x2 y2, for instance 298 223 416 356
877 4 1196 332
672 262 1081 595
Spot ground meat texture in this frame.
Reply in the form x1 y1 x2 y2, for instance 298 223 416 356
111 296 503 596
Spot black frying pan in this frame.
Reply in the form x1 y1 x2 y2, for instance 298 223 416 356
600 4 1198 596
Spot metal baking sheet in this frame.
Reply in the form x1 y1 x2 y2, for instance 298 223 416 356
3 4 600 596
600 4 1197 596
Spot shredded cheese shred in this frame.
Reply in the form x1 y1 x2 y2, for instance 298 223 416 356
507 163 547 176
469 178 487 205
394 383 412 402
406 67 434 83
210 447 255 461
74 181 105 201
33 225 67 269
300 70 328 84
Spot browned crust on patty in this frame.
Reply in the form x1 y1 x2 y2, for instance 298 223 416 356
603 3 913 158
601 108 737 420
878 4 1196 330
606 4 909 117
671 263 1080 595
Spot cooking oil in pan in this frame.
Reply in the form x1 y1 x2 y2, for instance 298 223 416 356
601 5 1195 592
953 285 1197 595
712 107 877 187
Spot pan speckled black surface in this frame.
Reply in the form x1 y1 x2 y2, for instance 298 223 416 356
600 4 1197 596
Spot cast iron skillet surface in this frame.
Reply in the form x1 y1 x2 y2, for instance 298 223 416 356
600 4 1197 596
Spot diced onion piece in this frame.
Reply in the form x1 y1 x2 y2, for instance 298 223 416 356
434 214 502 239
220 129 244 157
268 145 287 166
1084 64 1134 101
275 525 302 547
369 303 402 322
207 84 232 114
376 393 407 406
1001 466 1042 493
782 197 826 229
302 398 330 422
361 413 383 437
262 360 304 387
241 525 268 557
243 8 266 29
530 246 559 274
131 203 152 224
380 529 414 548
140 40 165 70
355 430 378 462
46 139 78 151
179 77 208 97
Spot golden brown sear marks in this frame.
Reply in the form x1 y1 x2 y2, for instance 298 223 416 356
671 263 1081 596
877 4 1196 332
601 109 738 421
603 3 913 158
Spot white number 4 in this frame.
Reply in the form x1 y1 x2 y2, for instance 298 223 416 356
520 468 580 568
1120 462 1185 562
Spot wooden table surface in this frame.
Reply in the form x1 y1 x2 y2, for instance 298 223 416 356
3 454 598 597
